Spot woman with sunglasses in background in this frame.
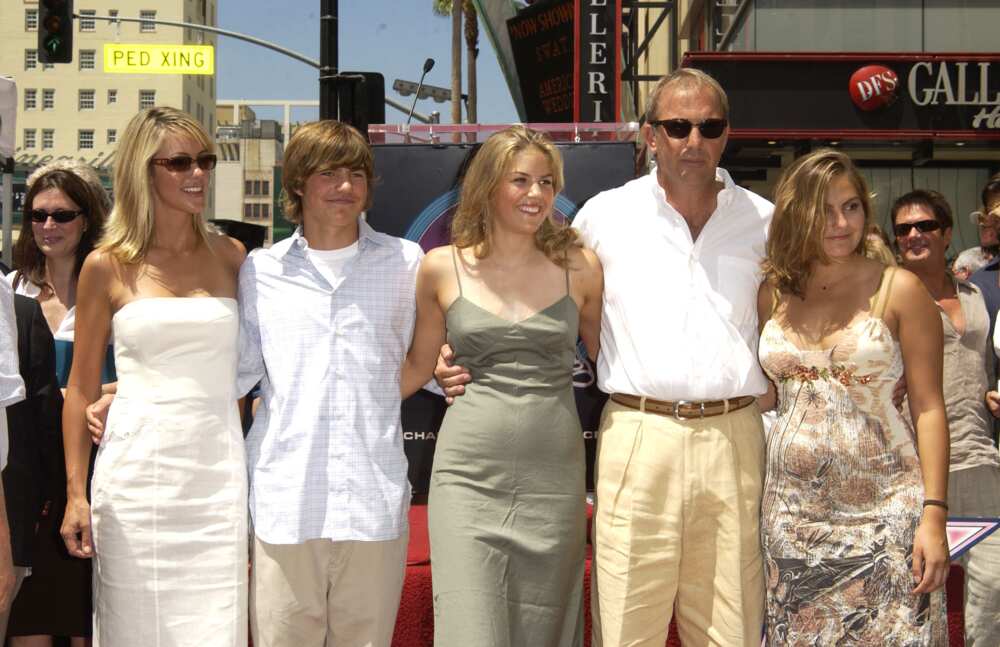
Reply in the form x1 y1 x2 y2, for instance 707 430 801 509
59 107 248 646
757 150 949 645
5 160 112 647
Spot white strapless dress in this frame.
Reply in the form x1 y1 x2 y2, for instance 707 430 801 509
91 297 248 647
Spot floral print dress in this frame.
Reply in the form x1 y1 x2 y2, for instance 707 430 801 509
757 268 946 645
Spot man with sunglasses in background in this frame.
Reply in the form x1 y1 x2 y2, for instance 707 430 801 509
438 67 774 646
953 207 1000 281
892 189 1000 646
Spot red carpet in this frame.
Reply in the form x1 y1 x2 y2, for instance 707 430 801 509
393 505 966 647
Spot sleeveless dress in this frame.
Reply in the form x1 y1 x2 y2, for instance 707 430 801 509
757 268 946 645
91 298 248 647
428 251 586 647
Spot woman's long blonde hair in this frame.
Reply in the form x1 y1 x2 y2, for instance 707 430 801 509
100 107 214 263
451 126 579 266
763 148 874 297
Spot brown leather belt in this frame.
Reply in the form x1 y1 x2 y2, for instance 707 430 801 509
610 393 756 420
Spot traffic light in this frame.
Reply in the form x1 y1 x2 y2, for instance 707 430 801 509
38 0 74 64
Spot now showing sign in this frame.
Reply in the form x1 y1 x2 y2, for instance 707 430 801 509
103 44 214 75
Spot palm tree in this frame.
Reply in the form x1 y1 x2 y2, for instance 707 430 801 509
433 0 479 123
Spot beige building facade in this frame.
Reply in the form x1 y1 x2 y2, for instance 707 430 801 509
2 0 218 215
214 103 283 246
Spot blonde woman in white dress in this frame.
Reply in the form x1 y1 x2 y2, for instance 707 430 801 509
60 107 247 646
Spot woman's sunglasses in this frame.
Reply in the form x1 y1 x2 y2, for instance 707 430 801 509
27 209 83 224
893 220 942 237
150 153 218 173
648 118 728 139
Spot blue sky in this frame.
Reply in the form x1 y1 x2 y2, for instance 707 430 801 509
217 1 518 125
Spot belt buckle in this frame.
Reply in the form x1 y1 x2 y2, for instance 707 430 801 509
673 400 705 420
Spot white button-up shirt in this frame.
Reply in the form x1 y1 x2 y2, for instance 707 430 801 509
237 219 422 544
573 168 773 401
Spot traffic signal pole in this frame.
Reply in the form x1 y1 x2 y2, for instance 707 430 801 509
319 0 338 121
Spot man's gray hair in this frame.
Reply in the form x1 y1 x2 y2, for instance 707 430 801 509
643 68 730 124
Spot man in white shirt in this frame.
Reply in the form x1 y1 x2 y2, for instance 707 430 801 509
437 68 774 646
237 120 422 647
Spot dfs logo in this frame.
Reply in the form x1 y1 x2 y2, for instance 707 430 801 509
848 64 900 111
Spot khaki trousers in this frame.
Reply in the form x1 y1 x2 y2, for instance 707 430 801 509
592 399 765 647
250 533 408 647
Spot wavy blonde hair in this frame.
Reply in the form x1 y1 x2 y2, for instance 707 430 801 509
451 126 578 266
100 107 214 263
763 148 873 297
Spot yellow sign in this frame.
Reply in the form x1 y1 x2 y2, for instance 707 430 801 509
103 44 214 75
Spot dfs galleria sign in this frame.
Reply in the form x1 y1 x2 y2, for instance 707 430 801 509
685 53 1000 139
851 61 999 128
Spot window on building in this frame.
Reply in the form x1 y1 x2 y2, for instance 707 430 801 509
253 180 261 195
24 89 37 110
209 114 214 132
107 129 117 144
79 89 95 110
107 89 118 104
185 94 191 113
80 50 96 70
43 62 54 70
42 89 54 110
109 9 119 19
244 180 252 195
140 10 156 32
79 9 96 32
139 89 156 110
244 203 252 219
79 130 95 150
25 49 37 70
42 130 54 149
25 8 38 31
262 204 270 219
253 203 261 219
24 129 37 149
262 180 270 195
197 103 204 124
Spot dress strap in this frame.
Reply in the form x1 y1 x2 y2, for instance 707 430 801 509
872 266 897 319
564 253 571 296
450 246 464 297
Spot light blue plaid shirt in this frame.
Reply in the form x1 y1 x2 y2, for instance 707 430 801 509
238 219 422 544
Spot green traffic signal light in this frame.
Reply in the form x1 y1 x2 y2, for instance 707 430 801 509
38 0 73 64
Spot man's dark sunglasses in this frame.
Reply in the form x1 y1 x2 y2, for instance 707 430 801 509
27 209 83 224
150 153 218 173
893 219 942 237
649 118 728 139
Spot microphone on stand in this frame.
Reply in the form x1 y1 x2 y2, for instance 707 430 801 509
405 58 435 126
